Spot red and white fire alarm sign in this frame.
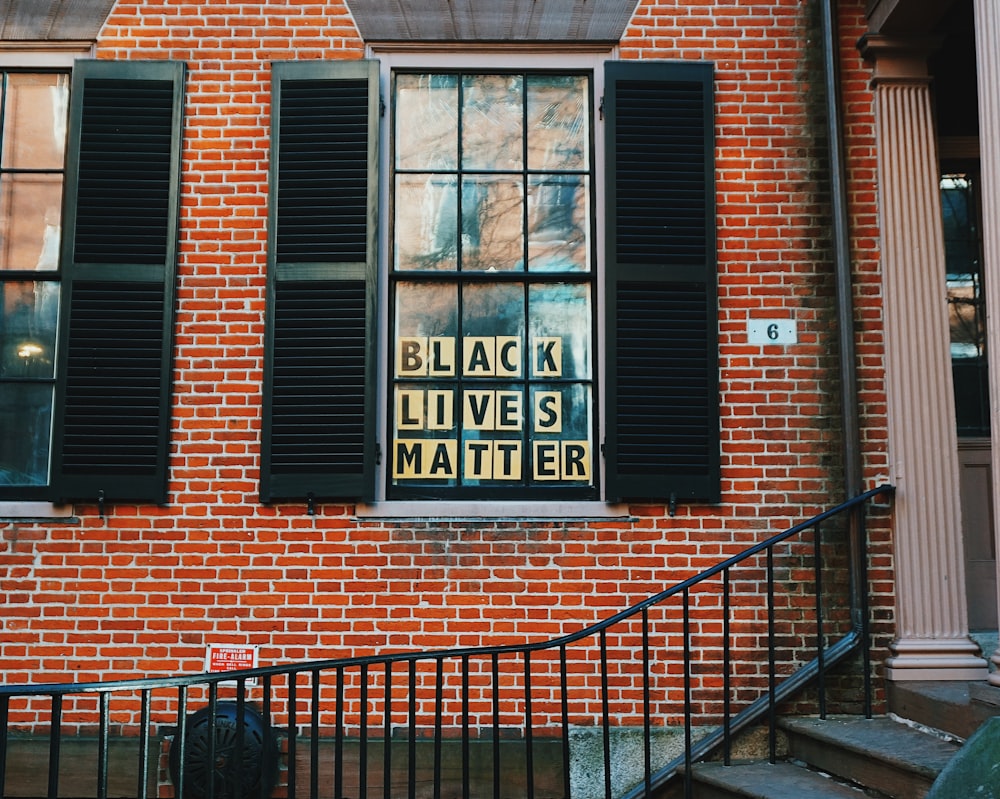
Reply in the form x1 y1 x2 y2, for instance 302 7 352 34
205 644 258 684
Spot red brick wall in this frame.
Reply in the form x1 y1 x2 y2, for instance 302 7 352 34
1 0 891 729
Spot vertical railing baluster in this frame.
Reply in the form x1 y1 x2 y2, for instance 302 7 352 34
599 630 611 799
767 548 777 764
47 694 61 799
384 662 392 799
683 588 692 799
461 654 470 799
524 650 535 799
175 687 188 799
137 690 151 799
335 667 345 799
261 675 272 799
310 669 320 799
722 567 732 766
642 608 652 797
360 665 369 799
408 660 417 799
560 644 571 799
492 652 501 799
813 521 827 718
98 692 110 799
433 657 444 799
0 695 7 798
287 674 297 799
235 683 247 799
207 682 218 799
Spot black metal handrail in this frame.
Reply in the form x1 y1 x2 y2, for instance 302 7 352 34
0 484 893 799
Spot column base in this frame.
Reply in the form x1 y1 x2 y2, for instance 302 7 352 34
987 649 1000 686
885 637 989 681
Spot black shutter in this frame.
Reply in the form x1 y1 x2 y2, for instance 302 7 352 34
603 61 719 503
260 60 379 503
50 60 185 505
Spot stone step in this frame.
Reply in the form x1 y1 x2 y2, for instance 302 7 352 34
685 760 869 799
779 716 959 799
887 680 1000 740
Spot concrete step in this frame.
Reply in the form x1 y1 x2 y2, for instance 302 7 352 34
685 760 868 799
779 716 959 799
888 680 1000 741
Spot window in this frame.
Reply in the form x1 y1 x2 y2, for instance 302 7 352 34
389 71 596 499
0 59 185 505
262 57 719 508
0 71 68 496
941 171 989 435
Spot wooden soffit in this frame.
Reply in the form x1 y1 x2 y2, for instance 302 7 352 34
0 0 116 41
866 0 960 35
343 0 641 42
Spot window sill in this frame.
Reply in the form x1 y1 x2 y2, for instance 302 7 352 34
0 501 74 520
355 500 630 520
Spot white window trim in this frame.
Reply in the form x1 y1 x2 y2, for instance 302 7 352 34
363 45 623 517
0 47 87 519
0 502 74 520
0 43 93 68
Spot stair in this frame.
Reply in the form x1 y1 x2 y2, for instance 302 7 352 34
676 681 1000 799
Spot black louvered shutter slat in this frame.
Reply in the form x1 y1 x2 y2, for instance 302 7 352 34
74 79 176 264
50 61 185 505
269 282 367 471
604 61 719 503
261 61 379 503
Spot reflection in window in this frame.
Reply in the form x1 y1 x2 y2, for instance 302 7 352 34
941 173 989 435
390 71 595 498
0 71 68 491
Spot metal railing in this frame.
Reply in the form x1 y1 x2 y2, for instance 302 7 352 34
0 484 893 799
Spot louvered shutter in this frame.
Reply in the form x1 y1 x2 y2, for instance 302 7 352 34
260 60 379 503
50 60 185 505
603 61 719 503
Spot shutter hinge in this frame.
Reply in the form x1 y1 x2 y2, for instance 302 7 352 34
668 492 677 518
380 95 386 117
98 489 106 520
376 442 383 466
599 95 605 121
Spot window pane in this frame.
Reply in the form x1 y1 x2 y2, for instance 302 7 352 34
395 73 458 171
0 173 62 271
461 175 524 272
462 75 523 171
2 73 68 170
462 282 525 346
528 283 591 380
394 281 459 367
0 280 59 379
527 175 590 272
395 174 458 271
0 382 52 485
527 75 588 171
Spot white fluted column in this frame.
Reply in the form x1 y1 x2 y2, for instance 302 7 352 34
974 0 1000 686
861 35 988 681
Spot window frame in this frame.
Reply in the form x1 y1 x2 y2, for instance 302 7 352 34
0 47 88 517
365 48 617 514
385 64 602 502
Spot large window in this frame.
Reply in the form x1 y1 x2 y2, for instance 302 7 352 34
262 58 719 508
388 72 596 499
0 72 68 494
